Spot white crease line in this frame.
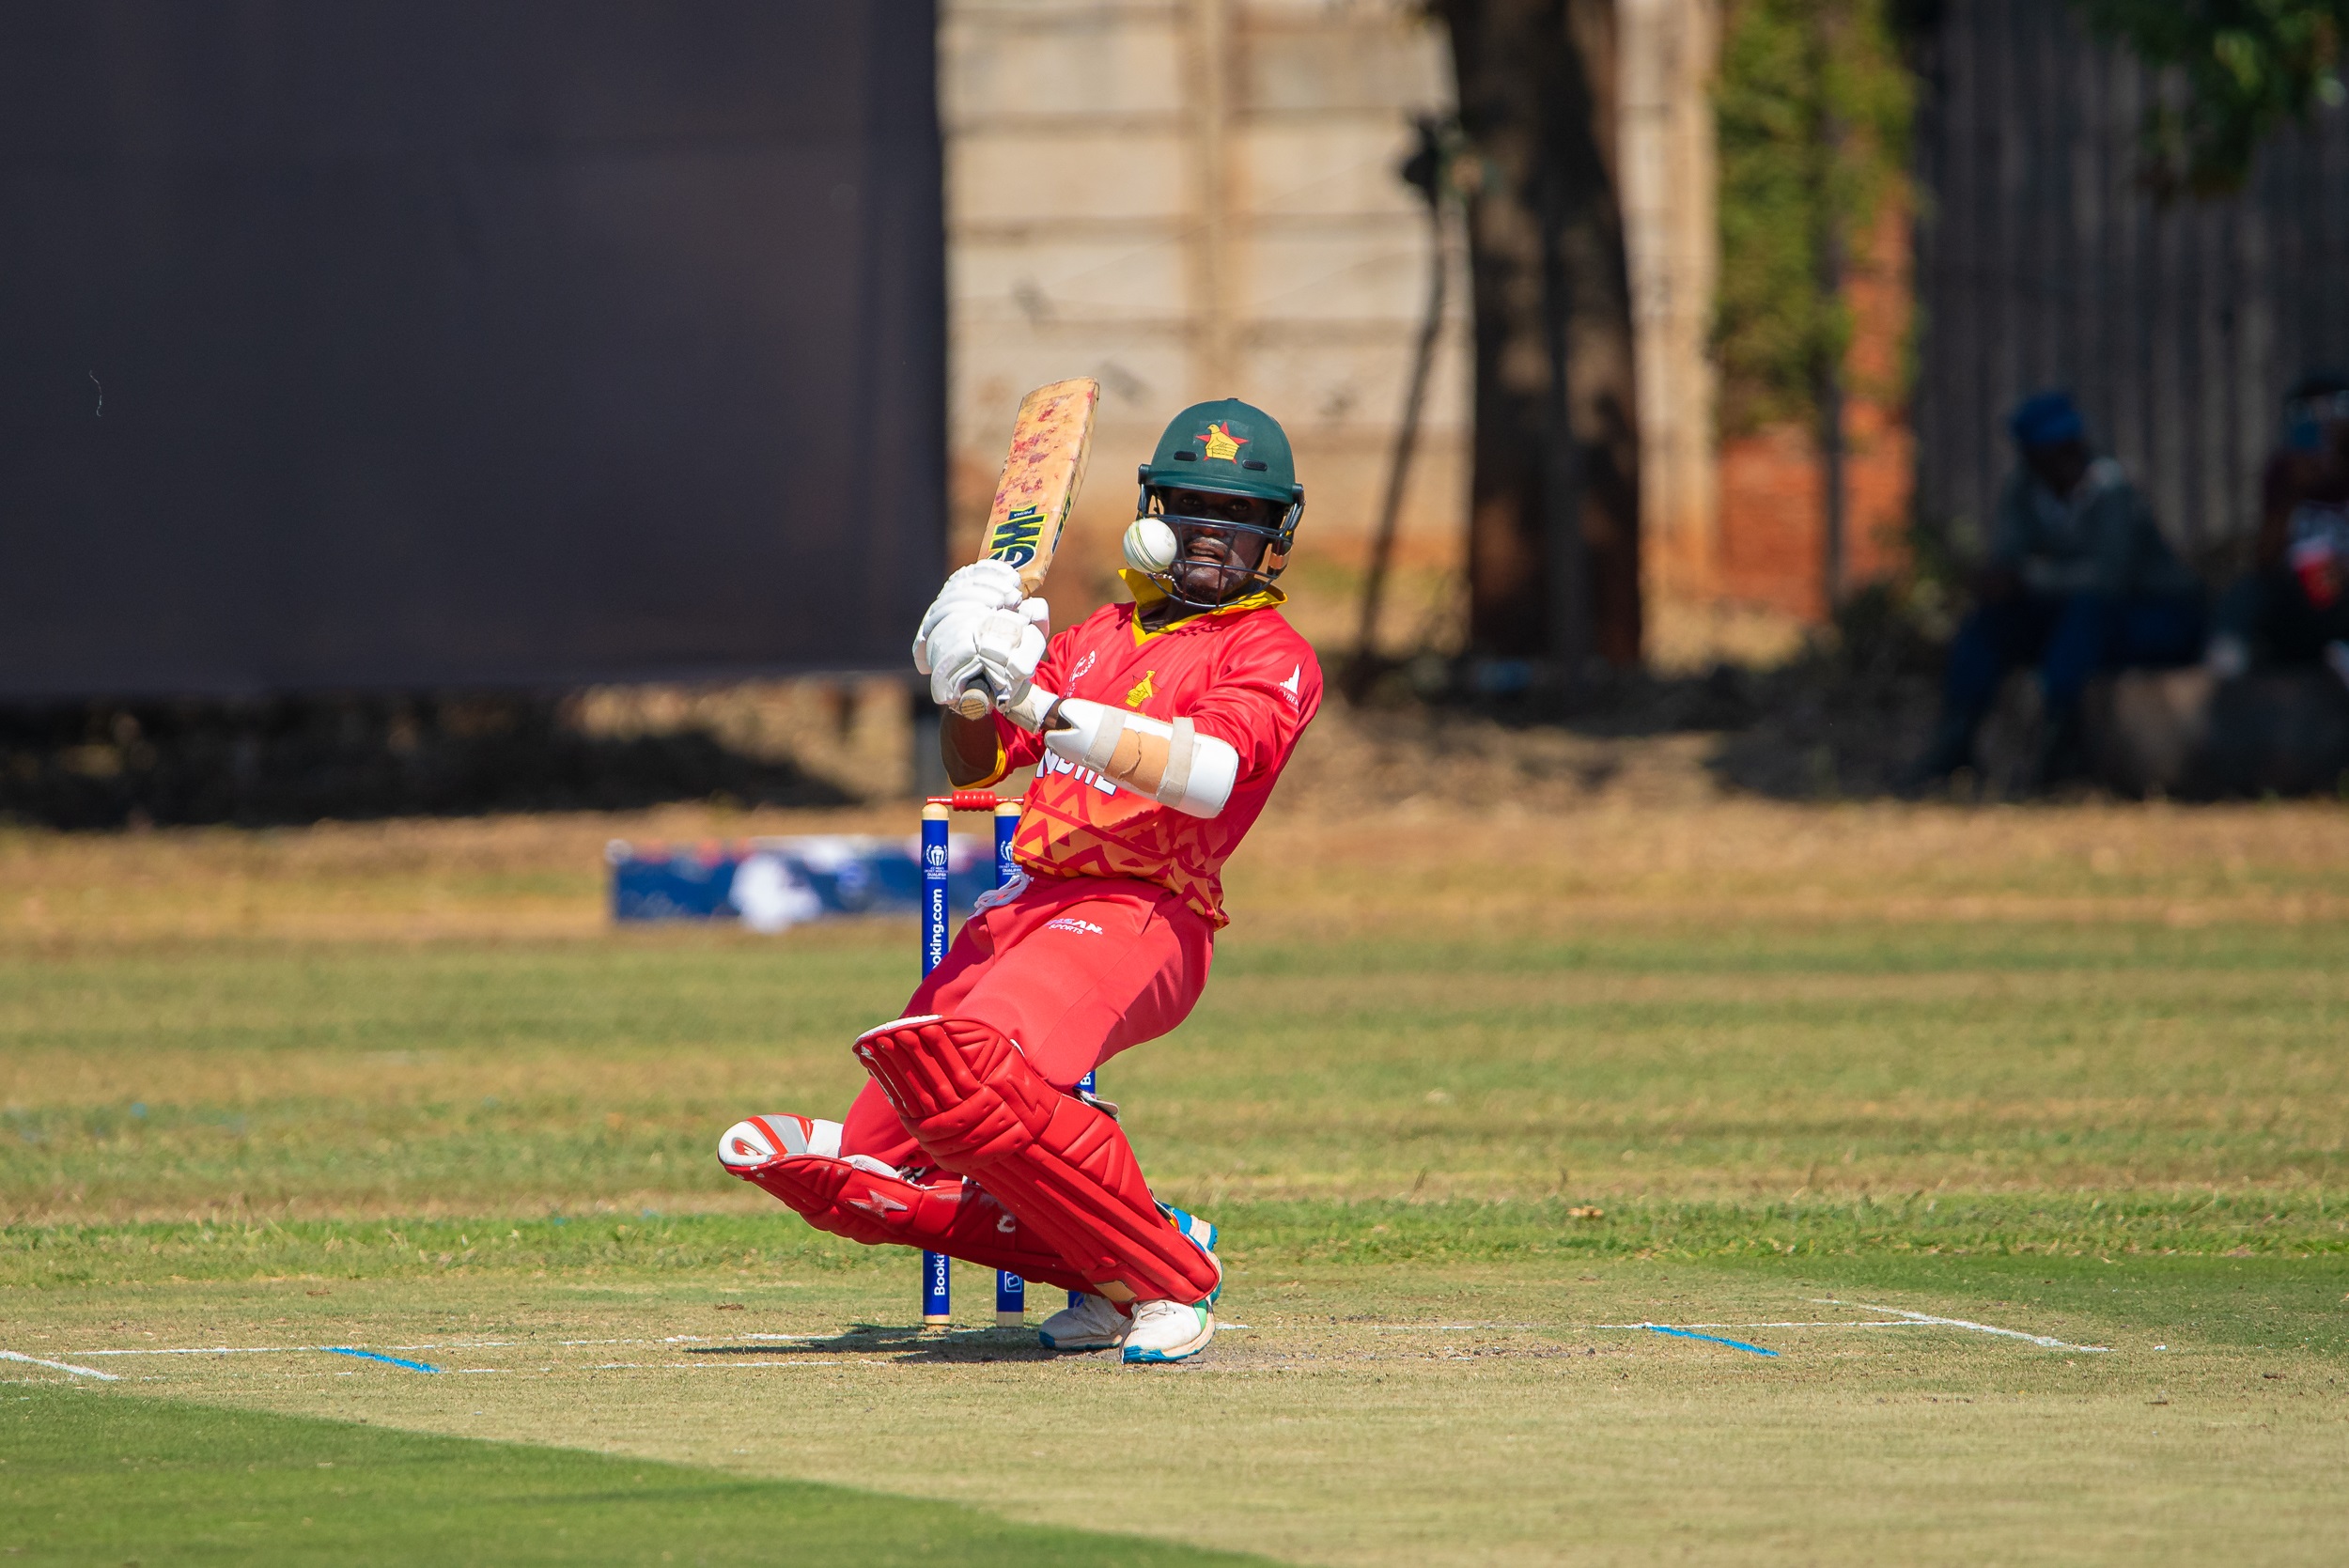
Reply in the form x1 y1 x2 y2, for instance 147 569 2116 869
81 1336 831 1360
1812 1299 2112 1353
1589 1321 1922 1331
589 1360 876 1372
72 1341 516 1358
557 1338 679 1347
1 1348 120 1382
584 1352 799 1361
86 1338 712 1354
72 1346 303 1357
1361 1322 1906 1334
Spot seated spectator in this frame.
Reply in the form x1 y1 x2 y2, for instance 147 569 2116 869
2206 371 2349 686
1906 391 2204 789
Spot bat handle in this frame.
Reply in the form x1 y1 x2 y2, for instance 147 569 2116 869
952 673 997 721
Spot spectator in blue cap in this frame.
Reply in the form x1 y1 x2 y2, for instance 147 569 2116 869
2205 371 2349 685
1904 391 2204 789
2007 389 2085 451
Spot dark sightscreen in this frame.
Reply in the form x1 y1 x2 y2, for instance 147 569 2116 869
0 3 942 699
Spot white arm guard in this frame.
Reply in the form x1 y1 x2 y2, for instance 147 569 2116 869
1042 697 1239 817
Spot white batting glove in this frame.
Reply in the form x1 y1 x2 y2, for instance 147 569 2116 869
910 561 1026 675
928 603 1047 711
924 613 984 706
970 603 1048 708
999 685 1058 732
921 597 1047 707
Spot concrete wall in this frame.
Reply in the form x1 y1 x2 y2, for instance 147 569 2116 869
944 0 1726 660
942 0 1469 640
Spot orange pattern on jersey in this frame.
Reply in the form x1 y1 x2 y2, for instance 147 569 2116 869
1010 776 1248 925
996 589 1320 927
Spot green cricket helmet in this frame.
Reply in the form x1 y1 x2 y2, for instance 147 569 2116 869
1129 397 1306 607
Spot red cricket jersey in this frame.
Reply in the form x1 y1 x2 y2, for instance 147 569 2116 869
974 574 1323 926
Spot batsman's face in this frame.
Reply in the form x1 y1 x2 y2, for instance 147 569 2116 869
1159 488 1276 602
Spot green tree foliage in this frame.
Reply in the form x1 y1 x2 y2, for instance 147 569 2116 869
2073 0 2349 195
1715 0 1914 434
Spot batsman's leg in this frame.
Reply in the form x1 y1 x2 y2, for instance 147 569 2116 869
717 1112 1093 1295
853 1015 1222 1309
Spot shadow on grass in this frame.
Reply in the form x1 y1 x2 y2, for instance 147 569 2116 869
0 691 854 829
1 1387 1278 1565
692 1323 1070 1364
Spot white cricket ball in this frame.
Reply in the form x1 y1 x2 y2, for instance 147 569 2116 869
1122 516 1179 574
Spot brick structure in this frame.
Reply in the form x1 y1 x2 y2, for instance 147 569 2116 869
1711 203 1915 625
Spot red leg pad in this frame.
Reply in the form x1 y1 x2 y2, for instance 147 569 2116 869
731 1151 1091 1296
854 1016 1219 1303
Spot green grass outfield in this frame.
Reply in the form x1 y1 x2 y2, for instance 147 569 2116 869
2 1386 1272 1566
2 804 2346 1563
6 924 2344 1217
6 1217 2344 1565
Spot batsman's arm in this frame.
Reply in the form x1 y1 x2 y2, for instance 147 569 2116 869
941 615 1078 786
1040 698 1237 817
941 709 1010 788
942 681 1055 788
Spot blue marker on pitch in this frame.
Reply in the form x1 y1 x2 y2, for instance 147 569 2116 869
324 1346 442 1373
1645 1324 1777 1357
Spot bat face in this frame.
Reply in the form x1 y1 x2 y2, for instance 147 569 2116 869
979 378 1098 597
984 504 1050 571
951 378 1097 719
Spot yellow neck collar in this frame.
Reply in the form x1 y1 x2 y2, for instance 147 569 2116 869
1119 569 1286 638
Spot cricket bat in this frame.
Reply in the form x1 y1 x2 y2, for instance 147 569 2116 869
954 377 1100 719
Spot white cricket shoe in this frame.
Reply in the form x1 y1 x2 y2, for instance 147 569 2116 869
1120 1299 1215 1365
1036 1293 1132 1352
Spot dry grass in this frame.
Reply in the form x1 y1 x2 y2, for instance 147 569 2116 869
6 724 2346 949
8 1254 2342 1567
5 779 2345 1563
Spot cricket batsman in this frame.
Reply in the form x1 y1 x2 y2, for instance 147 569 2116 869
717 399 1322 1364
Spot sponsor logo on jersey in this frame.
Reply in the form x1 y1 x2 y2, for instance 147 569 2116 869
1070 648 1098 685
1044 917 1105 937
1194 421 1249 463
1039 750 1120 796
1124 669 1157 706
1278 664 1301 704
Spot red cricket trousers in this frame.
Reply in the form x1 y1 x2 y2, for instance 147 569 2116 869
837 873 1215 1166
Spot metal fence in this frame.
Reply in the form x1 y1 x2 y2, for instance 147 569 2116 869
1914 0 2349 569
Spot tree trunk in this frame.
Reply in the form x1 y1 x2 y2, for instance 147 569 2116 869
1439 0 1642 667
